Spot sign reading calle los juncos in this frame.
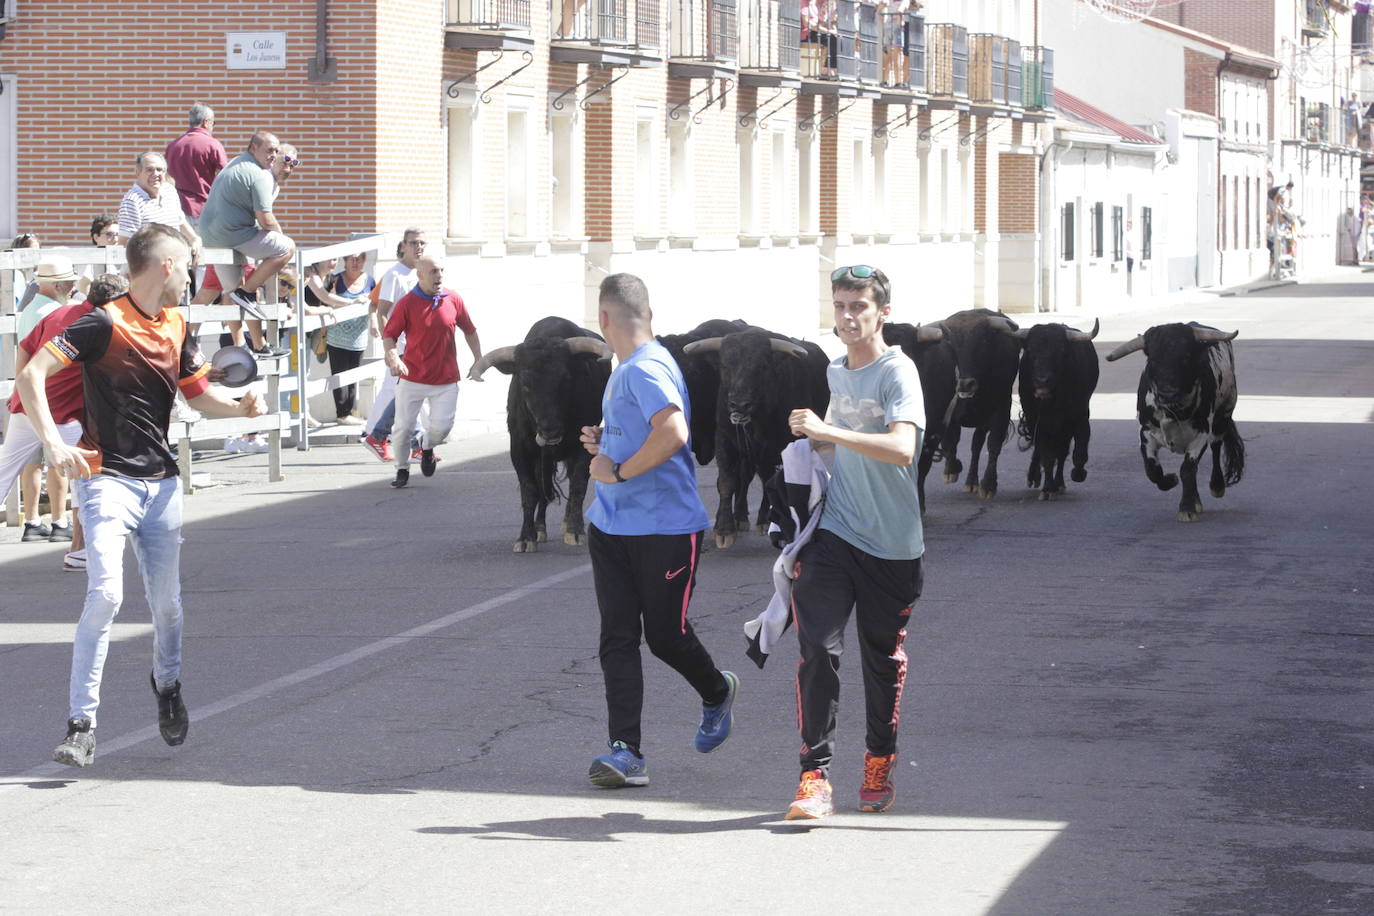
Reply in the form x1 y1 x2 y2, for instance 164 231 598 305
226 32 286 70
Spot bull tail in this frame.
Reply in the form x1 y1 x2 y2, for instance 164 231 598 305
1219 420 1245 487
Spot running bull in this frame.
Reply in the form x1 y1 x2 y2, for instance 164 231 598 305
469 316 612 551
1012 319 1100 501
1104 322 1245 522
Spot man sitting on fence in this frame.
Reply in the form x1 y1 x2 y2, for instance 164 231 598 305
197 130 295 358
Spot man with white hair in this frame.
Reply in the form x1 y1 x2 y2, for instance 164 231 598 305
117 152 202 259
165 102 227 226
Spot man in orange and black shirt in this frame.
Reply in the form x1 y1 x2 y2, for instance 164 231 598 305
19 224 266 768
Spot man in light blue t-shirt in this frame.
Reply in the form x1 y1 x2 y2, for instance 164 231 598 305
782 264 926 821
578 273 738 789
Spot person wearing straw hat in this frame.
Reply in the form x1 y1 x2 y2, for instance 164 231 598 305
16 255 77 340
18 225 266 768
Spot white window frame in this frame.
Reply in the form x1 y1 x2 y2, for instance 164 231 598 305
444 85 481 239
634 106 659 238
505 98 533 239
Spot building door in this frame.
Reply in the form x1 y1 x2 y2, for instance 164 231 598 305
0 75 15 241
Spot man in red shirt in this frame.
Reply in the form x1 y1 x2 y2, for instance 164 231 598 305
0 277 127 569
381 254 483 489
164 102 227 225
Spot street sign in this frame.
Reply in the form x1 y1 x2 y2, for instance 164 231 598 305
226 32 287 70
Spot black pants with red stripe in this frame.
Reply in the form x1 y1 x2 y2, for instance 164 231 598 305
589 524 729 753
792 529 923 776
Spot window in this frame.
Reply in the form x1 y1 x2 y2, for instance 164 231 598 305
505 107 530 238
446 97 478 238
770 130 788 234
635 112 658 237
1112 205 1123 262
551 113 578 238
1141 206 1153 261
1061 202 1075 261
669 121 693 236
739 127 758 235
1091 201 1104 259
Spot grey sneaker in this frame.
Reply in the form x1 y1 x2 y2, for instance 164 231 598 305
53 718 96 767
21 521 52 542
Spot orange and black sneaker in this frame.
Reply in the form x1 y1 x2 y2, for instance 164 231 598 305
859 751 897 812
785 769 834 820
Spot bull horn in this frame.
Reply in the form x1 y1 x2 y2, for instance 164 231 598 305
770 338 808 358
683 336 724 355
1104 336 1144 362
1192 326 1239 343
566 337 612 359
469 345 518 377
914 324 944 343
1065 318 1101 342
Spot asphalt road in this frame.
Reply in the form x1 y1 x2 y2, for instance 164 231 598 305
1 272 1371 914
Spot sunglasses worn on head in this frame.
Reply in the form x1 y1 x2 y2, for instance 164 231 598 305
831 265 877 282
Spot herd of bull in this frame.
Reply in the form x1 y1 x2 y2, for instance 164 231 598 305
467 310 1246 552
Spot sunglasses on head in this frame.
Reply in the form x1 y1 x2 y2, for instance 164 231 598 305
831 265 877 282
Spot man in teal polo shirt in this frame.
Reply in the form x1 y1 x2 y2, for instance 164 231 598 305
579 273 738 788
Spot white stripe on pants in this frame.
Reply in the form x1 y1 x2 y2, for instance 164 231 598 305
0 412 84 507
392 379 458 470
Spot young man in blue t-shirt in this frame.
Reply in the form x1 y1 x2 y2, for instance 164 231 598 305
578 273 738 787
783 265 926 819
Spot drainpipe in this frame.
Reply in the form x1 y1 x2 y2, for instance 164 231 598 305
308 0 338 82
1214 54 1226 285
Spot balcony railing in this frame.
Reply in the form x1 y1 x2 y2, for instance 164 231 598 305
554 0 661 45
1303 0 1329 36
927 22 968 99
447 0 532 30
908 13 925 91
1022 45 1054 111
1305 101 1332 144
739 0 800 72
671 0 737 61
858 2 879 83
876 10 923 90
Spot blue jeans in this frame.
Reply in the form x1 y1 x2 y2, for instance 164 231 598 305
71 475 185 726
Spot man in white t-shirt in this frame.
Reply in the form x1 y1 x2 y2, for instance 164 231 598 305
117 152 202 260
362 228 425 461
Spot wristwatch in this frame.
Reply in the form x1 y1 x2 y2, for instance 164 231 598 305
611 461 626 483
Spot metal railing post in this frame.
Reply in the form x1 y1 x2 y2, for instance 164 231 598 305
295 248 310 452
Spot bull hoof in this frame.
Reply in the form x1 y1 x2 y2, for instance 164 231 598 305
1157 474 1178 492
1039 490 1059 501
1027 474 1040 488
715 534 736 550
564 532 585 547
979 486 997 499
945 473 960 484
965 483 977 494
1071 468 1087 483
513 540 538 553
755 523 770 536
535 527 548 543
1210 485 1226 498
1177 510 1200 522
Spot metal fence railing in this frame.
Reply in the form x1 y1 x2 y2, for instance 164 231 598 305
446 0 532 30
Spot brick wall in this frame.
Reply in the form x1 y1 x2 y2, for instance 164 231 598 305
0 1 381 247
1153 0 1276 54
1184 48 1220 115
998 151 1039 233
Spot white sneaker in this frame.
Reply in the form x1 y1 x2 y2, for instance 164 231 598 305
247 437 270 454
172 402 203 423
336 415 364 426
223 436 243 453
63 549 87 571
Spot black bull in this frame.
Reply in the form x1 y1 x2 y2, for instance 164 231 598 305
684 329 830 549
1013 319 1101 501
1105 322 1245 522
881 321 957 513
469 316 612 552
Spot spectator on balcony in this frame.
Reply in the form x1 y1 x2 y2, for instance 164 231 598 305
801 0 839 79
879 0 910 88
116 152 203 262
559 0 587 39
165 102 228 228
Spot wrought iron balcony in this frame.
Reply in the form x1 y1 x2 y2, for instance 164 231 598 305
1303 0 1329 37
739 0 801 75
799 0 859 81
1021 45 1054 111
551 0 662 61
447 0 531 31
970 34 1021 107
873 9 923 92
927 23 968 102
857 2 879 83
670 0 738 71
1305 101 1332 144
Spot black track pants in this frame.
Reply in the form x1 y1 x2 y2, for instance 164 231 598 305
588 524 729 753
792 529 923 776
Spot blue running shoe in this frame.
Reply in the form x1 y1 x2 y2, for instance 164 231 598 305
693 670 738 753
588 741 649 788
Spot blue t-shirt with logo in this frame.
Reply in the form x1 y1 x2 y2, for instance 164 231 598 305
819 346 926 560
587 339 709 536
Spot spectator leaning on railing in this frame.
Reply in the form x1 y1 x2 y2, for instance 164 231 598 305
117 151 203 262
